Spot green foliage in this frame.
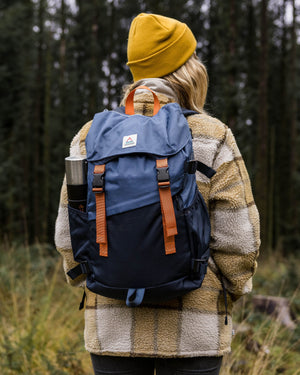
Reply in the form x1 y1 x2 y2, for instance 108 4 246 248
0 242 90 374
0 0 299 252
0 243 299 374
221 256 300 375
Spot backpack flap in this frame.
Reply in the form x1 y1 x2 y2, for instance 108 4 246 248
86 102 190 162
86 103 195 218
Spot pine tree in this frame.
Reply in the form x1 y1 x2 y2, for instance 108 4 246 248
255 0 270 251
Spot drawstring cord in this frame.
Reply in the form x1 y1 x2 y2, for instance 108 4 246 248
220 277 228 325
79 290 86 310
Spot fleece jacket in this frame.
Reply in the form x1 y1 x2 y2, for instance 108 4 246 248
55 83 260 358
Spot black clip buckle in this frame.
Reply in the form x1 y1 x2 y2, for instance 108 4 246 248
93 172 105 189
156 166 170 183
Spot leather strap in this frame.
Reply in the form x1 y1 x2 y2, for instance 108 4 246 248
125 85 160 116
93 164 108 257
156 159 177 255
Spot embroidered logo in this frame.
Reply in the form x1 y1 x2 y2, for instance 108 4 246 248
122 134 137 148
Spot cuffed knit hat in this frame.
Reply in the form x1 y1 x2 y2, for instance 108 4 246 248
127 13 197 82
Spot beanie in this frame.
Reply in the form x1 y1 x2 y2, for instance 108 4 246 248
127 13 197 82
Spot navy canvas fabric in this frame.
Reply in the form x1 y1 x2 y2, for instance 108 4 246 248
68 103 211 306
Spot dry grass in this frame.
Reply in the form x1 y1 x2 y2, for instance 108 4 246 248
0 243 299 374
221 255 300 375
0 242 93 374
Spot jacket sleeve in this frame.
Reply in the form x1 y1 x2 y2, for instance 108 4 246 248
208 127 260 300
54 121 92 287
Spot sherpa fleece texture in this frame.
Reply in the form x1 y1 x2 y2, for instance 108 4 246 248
55 91 260 358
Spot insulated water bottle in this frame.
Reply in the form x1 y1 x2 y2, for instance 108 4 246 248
65 156 87 212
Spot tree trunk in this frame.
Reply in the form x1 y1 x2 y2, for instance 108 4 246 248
42 31 52 242
33 0 46 241
59 0 66 137
88 0 99 116
289 0 298 234
107 1 116 109
255 0 270 252
228 0 237 131
276 0 288 248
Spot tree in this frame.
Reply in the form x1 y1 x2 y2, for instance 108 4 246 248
254 0 270 251
0 0 299 251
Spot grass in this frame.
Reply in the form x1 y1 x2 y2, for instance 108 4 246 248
221 253 300 375
0 242 299 374
0 242 93 374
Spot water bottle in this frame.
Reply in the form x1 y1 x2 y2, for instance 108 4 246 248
65 156 87 212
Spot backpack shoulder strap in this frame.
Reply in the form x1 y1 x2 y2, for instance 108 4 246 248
181 108 217 178
115 106 198 117
181 108 198 117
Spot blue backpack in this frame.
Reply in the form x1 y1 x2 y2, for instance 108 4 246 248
67 86 215 307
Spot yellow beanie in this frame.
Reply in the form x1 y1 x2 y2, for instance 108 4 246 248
127 13 197 82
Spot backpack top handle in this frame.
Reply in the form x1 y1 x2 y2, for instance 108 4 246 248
125 85 161 116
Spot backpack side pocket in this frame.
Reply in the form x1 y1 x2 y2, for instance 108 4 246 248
184 190 211 281
68 205 90 263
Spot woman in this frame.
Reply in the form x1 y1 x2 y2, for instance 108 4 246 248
55 13 260 375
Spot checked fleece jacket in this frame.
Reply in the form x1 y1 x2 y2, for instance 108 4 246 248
55 83 260 358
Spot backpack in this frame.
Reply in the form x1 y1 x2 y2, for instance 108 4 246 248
67 86 216 308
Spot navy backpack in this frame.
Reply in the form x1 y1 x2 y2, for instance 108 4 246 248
67 86 215 307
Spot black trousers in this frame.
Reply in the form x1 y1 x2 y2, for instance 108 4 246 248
90 354 222 375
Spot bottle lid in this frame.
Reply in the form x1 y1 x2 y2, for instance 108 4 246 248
65 156 87 185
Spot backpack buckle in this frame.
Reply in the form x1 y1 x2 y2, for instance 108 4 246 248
93 172 105 191
156 166 170 183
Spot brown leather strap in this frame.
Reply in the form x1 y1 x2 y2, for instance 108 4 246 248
93 164 108 257
125 85 160 116
156 159 177 255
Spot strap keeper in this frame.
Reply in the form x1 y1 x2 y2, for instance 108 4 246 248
186 160 216 179
93 187 103 193
158 181 170 189
67 261 90 280
185 160 198 174
192 258 208 274
80 261 90 275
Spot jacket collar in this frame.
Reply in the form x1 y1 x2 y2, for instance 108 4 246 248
131 78 178 102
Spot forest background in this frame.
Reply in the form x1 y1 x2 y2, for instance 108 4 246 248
0 0 299 252
0 0 299 374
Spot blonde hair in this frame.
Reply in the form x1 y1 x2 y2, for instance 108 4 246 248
164 52 208 113
121 53 208 113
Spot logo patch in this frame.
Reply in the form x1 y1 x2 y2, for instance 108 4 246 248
122 134 137 148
